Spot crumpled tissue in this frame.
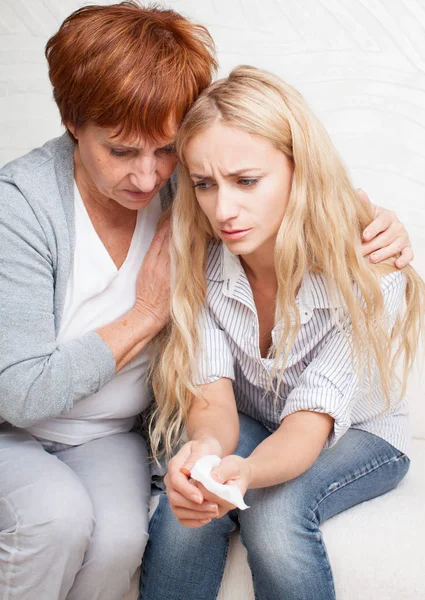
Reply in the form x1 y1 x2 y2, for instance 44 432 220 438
190 455 249 510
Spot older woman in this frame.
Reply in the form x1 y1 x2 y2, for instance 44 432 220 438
0 2 413 600
0 4 216 600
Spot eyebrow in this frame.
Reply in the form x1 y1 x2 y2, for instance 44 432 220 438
190 168 263 179
108 141 176 151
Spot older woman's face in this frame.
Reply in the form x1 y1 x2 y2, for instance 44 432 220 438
71 123 178 210
185 120 293 260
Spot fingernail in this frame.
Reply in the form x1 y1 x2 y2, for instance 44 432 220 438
207 504 217 511
371 252 380 262
200 519 211 525
191 494 202 504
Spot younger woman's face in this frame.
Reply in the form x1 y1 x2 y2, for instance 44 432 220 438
185 120 293 261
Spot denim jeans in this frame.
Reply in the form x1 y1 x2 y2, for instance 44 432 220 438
140 413 409 600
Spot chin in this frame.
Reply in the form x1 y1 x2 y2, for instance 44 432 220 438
223 240 257 256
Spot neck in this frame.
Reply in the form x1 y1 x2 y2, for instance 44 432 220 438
240 240 277 288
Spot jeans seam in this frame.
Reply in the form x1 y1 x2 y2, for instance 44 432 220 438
314 452 408 512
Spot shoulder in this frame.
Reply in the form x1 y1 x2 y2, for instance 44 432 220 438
0 134 74 228
379 269 406 294
0 134 73 182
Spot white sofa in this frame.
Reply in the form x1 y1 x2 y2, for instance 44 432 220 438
124 361 425 600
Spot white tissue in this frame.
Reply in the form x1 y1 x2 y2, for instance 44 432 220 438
190 455 249 510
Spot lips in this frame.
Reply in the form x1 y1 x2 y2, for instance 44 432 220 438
220 228 252 240
123 188 155 202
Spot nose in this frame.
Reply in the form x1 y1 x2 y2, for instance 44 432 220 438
129 155 158 192
215 187 240 224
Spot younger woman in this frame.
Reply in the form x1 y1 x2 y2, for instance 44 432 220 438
140 66 424 600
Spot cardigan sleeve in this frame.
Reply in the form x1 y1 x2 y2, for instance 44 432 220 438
0 179 116 428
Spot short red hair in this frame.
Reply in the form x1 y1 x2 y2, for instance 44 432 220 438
45 1 217 141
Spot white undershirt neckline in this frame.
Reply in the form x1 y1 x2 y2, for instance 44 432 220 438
26 182 162 445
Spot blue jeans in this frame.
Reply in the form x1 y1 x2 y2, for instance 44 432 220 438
141 414 409 600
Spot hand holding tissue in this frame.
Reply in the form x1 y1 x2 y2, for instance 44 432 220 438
190 455 249 510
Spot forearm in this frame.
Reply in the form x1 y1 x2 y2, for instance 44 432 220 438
96 306 162 372
246 411 334 489
186 379 239 457
0 331 116 427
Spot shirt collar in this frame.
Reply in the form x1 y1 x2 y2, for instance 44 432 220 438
208 242 343 321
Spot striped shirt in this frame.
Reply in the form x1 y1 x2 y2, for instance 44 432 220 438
196 241 410 455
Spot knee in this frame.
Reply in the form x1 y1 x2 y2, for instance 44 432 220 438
90 527 149 575
241 486 316 567
42 486 95 555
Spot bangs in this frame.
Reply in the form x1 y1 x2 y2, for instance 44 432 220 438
46 3 217 143
96 53 205 143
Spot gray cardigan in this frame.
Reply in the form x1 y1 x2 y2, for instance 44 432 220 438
0 134 175 428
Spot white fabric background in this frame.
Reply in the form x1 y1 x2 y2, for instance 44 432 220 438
1 0 424 436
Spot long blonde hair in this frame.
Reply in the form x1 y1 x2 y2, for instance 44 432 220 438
150 65 424 457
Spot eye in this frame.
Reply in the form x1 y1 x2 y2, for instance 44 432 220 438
159 146 177 155
192 181 214 191
238 178 259 187
110 149 130 157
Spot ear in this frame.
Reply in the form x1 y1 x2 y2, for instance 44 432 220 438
65 122 78 140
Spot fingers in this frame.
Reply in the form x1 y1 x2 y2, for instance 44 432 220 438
366 239 406 264
178 518 213 528
173 505 218 522
361 226 401 258
168 489 218 514
211 460 239 485
180 437 222 475
362 210 396 242
395 245 414 269
149 218 171 253
168 485 218 528
197 483 235 513
165 471 204 505
166 449 205 505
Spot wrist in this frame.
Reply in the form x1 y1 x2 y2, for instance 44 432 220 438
129 305 164 338
133 300 168 332
190 433 223 458
244 456 261 490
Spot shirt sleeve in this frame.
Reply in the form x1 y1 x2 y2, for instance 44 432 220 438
0 180 116 428
280 271 406 448
193 305 235 385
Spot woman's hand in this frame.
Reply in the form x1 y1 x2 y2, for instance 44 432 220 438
198 455 252 519
164 437 223 528
134 218 171 332
359 189 413 268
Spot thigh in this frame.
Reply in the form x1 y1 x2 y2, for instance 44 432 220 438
238 429 408 600
296 428 409 523
241 428 409 533
56 432 151 547
0 425 93 529
0 425 94 600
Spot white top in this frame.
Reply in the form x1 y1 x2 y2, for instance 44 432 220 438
27 183 161 444
196 241 410 454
